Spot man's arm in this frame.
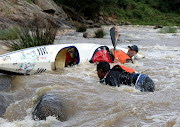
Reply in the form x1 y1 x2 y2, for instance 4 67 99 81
110 48 122 56
110 48 122 63
105 73 120 87
109 76 120 87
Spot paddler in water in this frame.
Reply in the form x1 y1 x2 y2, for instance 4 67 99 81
110 45 138 64
96 61 155 92
90 45 138 64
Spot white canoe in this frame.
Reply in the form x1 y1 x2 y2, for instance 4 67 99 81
0 43 107 75
0 43 143 75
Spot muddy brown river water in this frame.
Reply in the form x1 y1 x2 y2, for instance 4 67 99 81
0 25 180 127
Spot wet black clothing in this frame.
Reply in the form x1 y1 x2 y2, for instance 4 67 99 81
101 65 155 92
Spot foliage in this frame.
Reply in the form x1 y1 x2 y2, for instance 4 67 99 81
54 0 180 26
0 26 20 40
158 26 177 33
76 25 87 32
6 17 57 51
95 29 105 38
22 0 33 4
54 0 103 18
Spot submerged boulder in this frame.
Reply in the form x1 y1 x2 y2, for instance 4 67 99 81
0 74 12 91
0 74 13 117
0 93 13 117
32 94 67 121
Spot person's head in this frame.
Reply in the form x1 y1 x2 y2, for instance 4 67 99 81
127 45 138 58
97 61 110 80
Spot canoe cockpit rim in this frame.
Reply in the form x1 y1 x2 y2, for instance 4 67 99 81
54 46 80 70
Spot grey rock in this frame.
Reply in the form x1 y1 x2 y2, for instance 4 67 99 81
0 74 12 91
83 32 96 38
0 93 13 117
98 16 104 20
86 20 94 25
0 0 72 30
125 22 131 25
32 94 67 121
154 25 163 29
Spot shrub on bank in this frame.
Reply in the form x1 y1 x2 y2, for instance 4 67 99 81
158 26 177 33
95 29 105 38
6 17 58 51
76 25 87 32
0 26 20 40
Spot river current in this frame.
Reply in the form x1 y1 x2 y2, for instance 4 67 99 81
0 25 180 127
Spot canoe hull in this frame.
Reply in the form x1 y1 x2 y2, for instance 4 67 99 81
0 43 134 75
0 44 80 75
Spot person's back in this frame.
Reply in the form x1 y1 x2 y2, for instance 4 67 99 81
105 65 133 87
98 62 155 92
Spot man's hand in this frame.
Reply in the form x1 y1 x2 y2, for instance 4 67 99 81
126 59 133 63
114 58 119 63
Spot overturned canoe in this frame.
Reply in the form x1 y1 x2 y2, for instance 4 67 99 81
0 43 105 75
0 43 143 75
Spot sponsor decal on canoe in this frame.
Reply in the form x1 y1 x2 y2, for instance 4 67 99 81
2 56 11 61
17 49 38 74
34 68 46 74
37 47 48 56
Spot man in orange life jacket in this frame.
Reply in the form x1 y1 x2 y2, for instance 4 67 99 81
110 45 138 64
96 61 155 92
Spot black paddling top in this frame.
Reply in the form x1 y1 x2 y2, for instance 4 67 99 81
102 65 139 87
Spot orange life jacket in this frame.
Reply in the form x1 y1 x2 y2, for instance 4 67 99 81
116 51 131 64
119 65 135 74
112 64 135 74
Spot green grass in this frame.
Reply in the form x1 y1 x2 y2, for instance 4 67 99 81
6 17 58 51
0 26 20 40
104 3 180 26
22 0 33 4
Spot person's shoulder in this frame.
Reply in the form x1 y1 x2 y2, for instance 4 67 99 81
111 65 124 72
